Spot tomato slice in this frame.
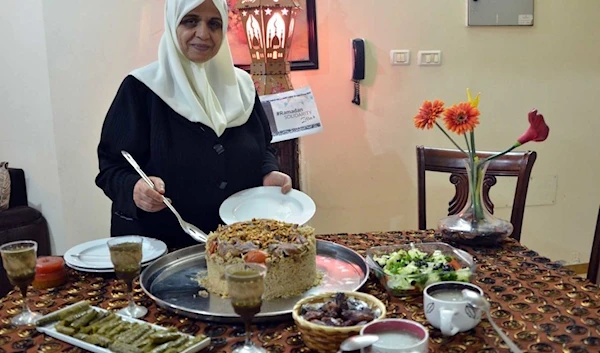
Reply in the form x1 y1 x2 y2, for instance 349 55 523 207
36 256 65 274
33 257 67 289
33 270 67 289
208 241 217 254
448 258 462 270
245 250 267 264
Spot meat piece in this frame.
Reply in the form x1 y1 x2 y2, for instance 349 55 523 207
268 242 302 257
321 301 340 317
341 309 375 324
302 311 323 321
279 243 301 256
335 292 349 311
235 240 258 253
217 242 234 257
320 316 344 326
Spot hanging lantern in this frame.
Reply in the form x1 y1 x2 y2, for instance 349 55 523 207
235 0 300 95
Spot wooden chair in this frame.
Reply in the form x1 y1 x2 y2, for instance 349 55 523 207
417 146 537 242
586 207 600 284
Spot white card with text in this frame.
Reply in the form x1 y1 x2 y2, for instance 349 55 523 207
259 87 323 143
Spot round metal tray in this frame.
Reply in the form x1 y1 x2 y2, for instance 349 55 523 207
139 240 369 323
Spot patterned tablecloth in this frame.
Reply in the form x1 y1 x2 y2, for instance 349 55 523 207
1 230 600 353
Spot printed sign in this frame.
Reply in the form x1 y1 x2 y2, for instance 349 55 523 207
259 87 323 143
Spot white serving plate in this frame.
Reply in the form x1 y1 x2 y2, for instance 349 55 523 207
65 259 156 273
64 237 167 270
219 186 316 225
36 303 210 353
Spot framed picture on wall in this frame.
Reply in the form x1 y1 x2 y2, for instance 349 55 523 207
227 0 319 71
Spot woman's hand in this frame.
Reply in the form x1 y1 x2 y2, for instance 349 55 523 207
263 171 292 194
133 177 168 212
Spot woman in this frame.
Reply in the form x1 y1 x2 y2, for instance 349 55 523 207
95 0 292 249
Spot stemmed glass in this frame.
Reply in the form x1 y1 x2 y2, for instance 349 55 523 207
107 236 148 318
0 240 43 325
225 263 267 353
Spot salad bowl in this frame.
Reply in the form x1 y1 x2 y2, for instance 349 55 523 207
366 242 475 296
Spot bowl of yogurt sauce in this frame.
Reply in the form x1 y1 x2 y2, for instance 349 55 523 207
359 318 429 353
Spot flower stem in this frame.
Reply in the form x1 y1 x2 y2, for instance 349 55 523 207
472 162 485 221
481 142 521 164
463 134 472 159
435 122 468 155
470 131 476 160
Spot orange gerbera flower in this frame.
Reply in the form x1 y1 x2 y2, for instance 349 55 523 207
443 102 480 135
413 100 445 130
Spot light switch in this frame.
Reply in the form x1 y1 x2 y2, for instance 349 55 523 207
418 50 442 66
390 49 410 65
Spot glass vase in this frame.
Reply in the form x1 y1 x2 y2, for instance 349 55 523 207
438 158 513 245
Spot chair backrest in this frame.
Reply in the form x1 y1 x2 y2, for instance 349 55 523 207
587 207 600 284
417 146 537 242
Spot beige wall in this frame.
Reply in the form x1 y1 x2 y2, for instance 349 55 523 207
1 0 598 264
0 0 67 253
298 0 600 264
42 0 161 257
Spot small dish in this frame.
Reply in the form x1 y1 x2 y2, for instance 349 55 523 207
292 291 386 353
64 236 167 270
365 242 475 295
360 319 429 353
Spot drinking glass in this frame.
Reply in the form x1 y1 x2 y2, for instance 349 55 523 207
0 240 42 325
225 263 267 353
107 236 147 318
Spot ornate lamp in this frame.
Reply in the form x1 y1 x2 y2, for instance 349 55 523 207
235 0 300 95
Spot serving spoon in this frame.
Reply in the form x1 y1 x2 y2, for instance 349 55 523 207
462 289 523 353
338 334 379 353
121 150 207 243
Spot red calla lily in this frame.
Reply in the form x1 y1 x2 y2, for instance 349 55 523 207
517 109 549 145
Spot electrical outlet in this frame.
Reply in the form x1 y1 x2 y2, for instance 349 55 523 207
390 49 410 65
418 50 442 66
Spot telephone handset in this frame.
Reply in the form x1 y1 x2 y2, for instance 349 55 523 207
351 38 365 106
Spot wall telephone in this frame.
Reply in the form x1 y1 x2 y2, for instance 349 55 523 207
351 38 365 106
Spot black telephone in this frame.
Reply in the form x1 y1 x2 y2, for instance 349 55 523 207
351 38 365 106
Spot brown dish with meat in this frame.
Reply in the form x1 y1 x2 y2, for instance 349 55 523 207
299 292 382 327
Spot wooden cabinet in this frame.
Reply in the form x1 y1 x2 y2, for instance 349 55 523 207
273 139 300 190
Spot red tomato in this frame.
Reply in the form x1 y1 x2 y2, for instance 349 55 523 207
245 250 267 264
208 241 217 254
448 258 462 270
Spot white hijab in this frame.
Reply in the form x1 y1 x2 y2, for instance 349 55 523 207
131 0 256 137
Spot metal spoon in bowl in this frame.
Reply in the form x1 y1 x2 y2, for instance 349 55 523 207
121 150 207 243
462 289 523 353
338 334 379 353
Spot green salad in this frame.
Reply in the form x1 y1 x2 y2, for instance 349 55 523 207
373 247 471 291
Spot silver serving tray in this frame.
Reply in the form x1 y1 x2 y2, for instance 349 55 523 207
140 240 369 323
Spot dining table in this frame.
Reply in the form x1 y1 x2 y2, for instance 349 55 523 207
1 230 599 353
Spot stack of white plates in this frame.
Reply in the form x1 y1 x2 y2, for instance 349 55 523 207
63 237 168 273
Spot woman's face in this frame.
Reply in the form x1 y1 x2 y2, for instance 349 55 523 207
177 0 223 63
